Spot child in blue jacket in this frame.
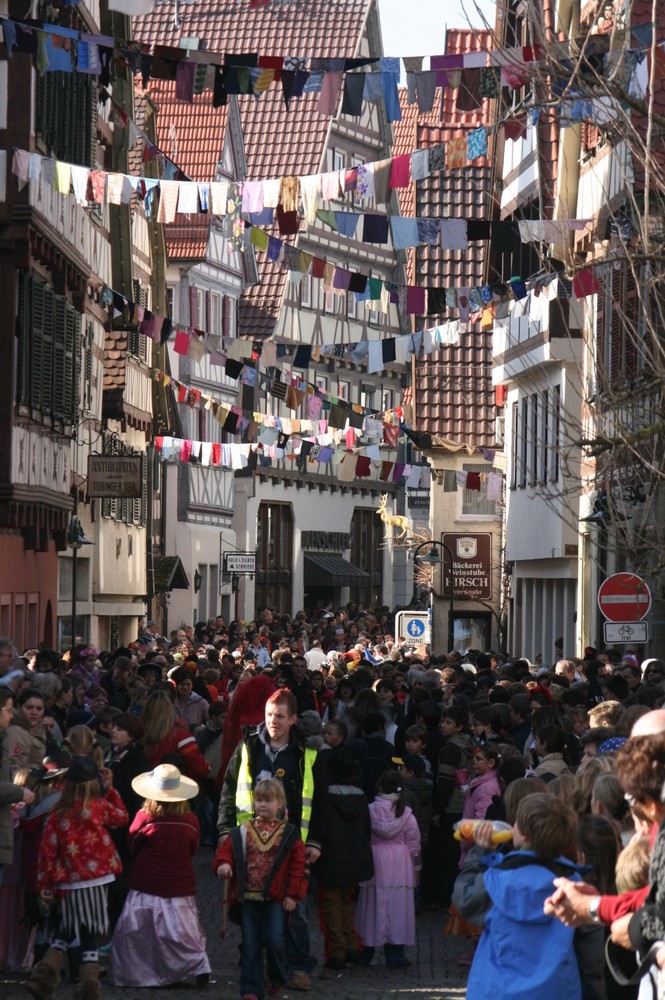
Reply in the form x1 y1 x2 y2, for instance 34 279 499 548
452 792 605 1000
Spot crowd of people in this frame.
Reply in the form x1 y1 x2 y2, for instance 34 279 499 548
1 608 665 1000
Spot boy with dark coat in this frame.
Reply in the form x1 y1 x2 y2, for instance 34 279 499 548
393 752 433 849
311 746 374 969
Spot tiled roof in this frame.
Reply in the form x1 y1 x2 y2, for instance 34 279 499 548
392 29 496 450
163 218 210 260
148 80 229 182
146 80 230 260
391 96 418 270
133 0 369 337
103 328 128 391
102 332 152 431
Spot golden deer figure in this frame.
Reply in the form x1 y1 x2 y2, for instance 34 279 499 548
377 494 411 541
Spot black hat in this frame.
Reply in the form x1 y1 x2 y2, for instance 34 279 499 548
326 746 357 785
67 708 97 729
392 752 426 777
66 755 100 784
42 751 74 779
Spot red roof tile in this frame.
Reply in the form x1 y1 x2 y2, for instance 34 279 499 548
148 79 230 182
144 80 230 260
133 0 369 337
392 29 496 450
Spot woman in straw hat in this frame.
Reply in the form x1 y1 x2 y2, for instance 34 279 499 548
109 764 211 988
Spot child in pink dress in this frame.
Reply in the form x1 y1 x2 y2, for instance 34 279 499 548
356 769 421 967
459 744 501 866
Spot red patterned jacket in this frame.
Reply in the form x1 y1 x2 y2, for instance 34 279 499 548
37 788 128 890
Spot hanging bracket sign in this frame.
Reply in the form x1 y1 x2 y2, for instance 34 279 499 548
223 553 256 575
87 455 143 498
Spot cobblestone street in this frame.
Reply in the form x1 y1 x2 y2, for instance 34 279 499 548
2 849 469 1000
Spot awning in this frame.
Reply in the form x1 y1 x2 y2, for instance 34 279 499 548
303 553 370 588
153 555 190 591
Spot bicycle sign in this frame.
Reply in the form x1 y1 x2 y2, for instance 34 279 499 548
603 621 648 644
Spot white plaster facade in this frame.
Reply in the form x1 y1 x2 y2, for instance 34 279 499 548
160 100 250 631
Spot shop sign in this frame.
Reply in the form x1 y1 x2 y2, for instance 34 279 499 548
301 531 351 550
442 532 492 600
87 455 143 498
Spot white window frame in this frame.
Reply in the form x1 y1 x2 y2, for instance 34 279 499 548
210 292 221 338
301 272 312 309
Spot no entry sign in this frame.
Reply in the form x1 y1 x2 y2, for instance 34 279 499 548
598 573 651 623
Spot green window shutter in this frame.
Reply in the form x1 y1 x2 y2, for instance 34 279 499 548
141 453 148 526
53 296 68 420
66 306 79 424
17 272 32 407
89 81 99 169
32 278 50 414
82 322 93 412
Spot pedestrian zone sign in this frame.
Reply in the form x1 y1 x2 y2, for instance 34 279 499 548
396 612 431 646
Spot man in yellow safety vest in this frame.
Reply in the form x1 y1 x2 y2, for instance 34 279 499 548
218 688 320 990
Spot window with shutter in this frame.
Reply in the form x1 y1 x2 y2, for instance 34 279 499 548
129 282 149 361
610 267 623 383
510 400 519 490
597 264 641 389
40 288 55 417
83 323 94 412
17 273 44 410
35 72 96 168
189 286 199 328
53 298 68 421
141 454 148 527
582 122 599 156
520 397 528 488
595 275 606 392
623 269 638 382
540 389 549 483
17 273 79 423
531 393 538 486
551 385 561 483
222 295 230 338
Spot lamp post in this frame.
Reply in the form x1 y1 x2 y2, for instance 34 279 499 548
412 540 455 654
66 515 93 648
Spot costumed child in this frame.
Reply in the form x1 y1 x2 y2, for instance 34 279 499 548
452 792 604 1000
109 763 211 987
355 769 421 968
28 755 128 1000
213 778 307 1000
312 745 374 968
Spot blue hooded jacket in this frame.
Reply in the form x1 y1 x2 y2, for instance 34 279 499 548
466 850 583 1000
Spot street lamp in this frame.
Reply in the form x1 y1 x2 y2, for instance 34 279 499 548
66 515 93 648
412 540 455 654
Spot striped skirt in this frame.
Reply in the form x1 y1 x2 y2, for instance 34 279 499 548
59 884 110 938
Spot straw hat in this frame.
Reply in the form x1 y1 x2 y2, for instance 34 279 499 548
131 763 198 802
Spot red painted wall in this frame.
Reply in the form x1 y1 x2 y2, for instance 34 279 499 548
0 534 58 650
